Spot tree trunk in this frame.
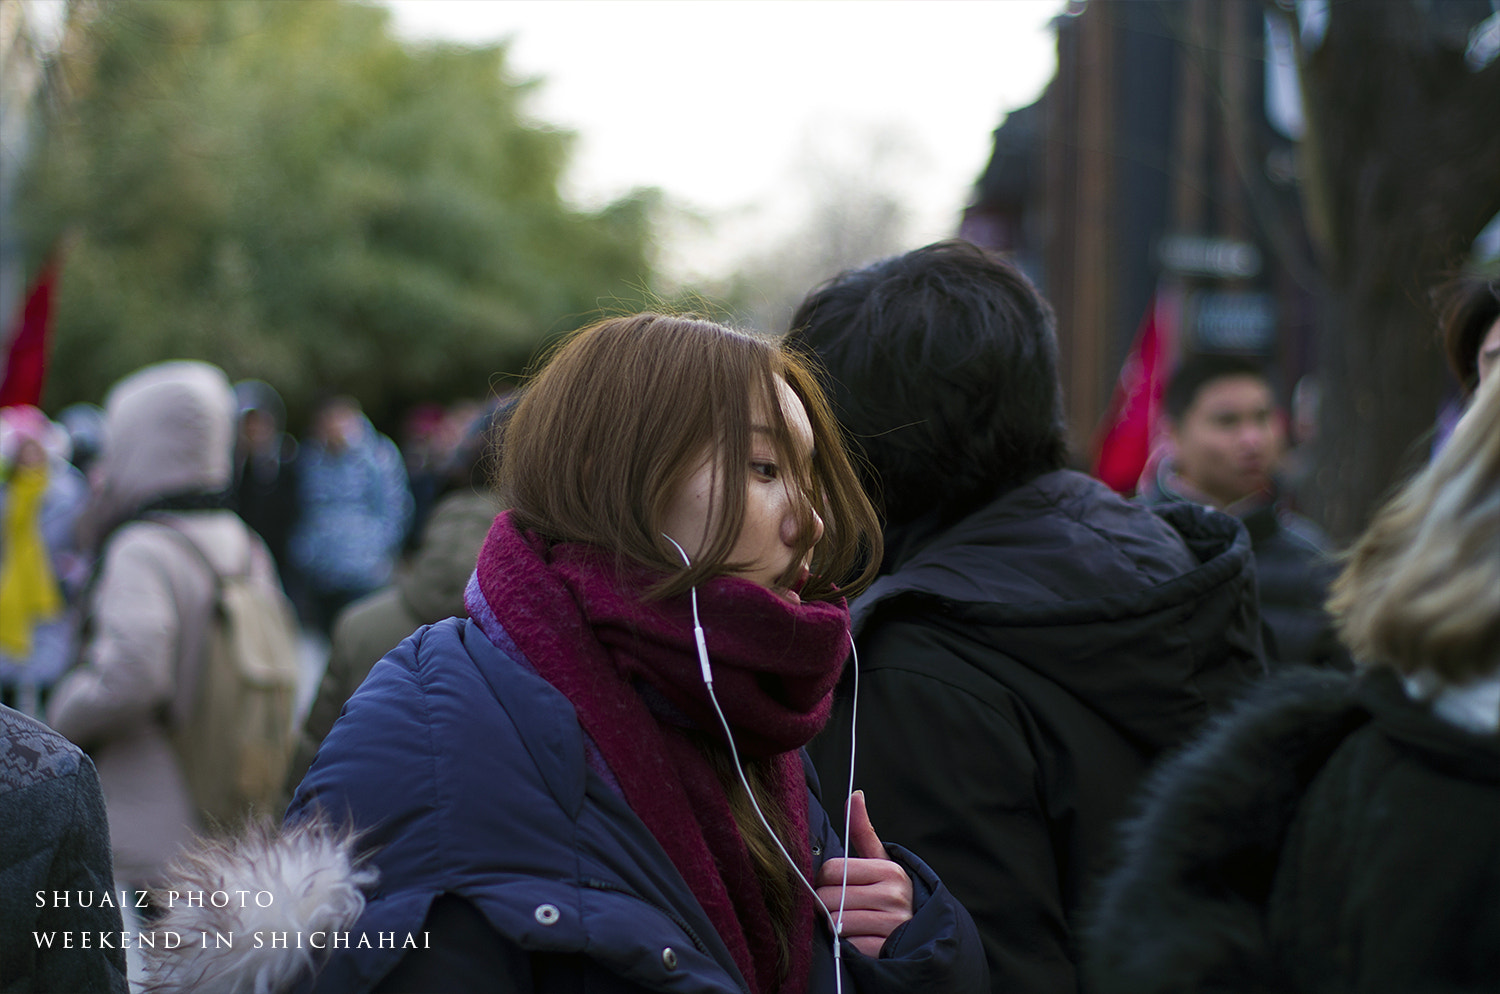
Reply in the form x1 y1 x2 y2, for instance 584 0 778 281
1309 281 1444 542
1291 1 1500 541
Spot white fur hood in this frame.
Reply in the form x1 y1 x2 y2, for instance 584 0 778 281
141 819 377 994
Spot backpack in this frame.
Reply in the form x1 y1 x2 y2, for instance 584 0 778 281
151 519 301 826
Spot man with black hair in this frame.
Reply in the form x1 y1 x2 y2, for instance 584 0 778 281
1142 352 1347 671
790 240 1266 994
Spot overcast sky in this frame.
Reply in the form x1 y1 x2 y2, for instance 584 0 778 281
381 0 1065 283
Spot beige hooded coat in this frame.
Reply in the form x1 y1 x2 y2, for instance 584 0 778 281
48 362 283 888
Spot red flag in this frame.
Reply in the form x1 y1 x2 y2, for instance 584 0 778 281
0 254 61 409
1092 291 1178 495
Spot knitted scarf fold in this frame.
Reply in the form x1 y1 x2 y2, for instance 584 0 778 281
465 511 850 994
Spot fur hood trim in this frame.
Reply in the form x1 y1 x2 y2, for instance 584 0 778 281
1084 668 1367 993
141 817 377 994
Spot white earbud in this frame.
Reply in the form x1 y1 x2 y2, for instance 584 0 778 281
661 533 713 686
660 532 857 990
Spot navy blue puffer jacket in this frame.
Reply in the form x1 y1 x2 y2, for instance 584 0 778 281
288 618 987 994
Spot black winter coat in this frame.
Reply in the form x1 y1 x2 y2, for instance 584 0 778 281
808 469 1266 994
1138 469 1347 671
1086 667 1500 993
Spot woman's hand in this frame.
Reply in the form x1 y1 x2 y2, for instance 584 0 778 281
814 790 914 957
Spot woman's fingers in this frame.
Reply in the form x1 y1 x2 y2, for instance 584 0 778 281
845 790 888 860
822 907 910 938
812 791 914 956
815 857 907 892
815 856 915 957
814 865 911 910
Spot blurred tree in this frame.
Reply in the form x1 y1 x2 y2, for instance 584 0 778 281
1261 0 1500 540
20 0 657 427
707 124 915 336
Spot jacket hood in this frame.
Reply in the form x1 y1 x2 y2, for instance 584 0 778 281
854 470 1265 752
98 362 236 521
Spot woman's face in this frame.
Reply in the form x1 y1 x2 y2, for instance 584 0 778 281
662 376 825 603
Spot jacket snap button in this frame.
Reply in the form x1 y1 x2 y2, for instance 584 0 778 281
661 947 679 970
534 904 560 926
811 842 823 856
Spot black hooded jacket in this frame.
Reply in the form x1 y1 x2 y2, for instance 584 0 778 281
1137 462 1348 671
1085 667 1500 993
809 469 1266 994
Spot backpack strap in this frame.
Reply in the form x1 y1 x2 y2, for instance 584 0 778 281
144 512 255 584
139 514 239 729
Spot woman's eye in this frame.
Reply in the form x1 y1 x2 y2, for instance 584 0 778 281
751 461 779 479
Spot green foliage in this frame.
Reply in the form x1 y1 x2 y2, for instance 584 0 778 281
22 0 658 427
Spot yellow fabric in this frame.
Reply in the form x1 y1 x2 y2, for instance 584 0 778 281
0 462 64 657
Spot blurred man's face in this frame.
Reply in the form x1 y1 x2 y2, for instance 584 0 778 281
14 437 46 469
1170 375 1280 508
240 409 276 452
315 403 361 453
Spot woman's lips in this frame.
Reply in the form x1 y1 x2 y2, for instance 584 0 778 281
782 564 812 604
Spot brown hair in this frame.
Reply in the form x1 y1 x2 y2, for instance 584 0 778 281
701 741 801 983
501 313 881 981
1434 272 1500 397
500 313 881 600
1328 371 1500 680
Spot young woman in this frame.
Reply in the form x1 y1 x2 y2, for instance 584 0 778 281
146 314 986 994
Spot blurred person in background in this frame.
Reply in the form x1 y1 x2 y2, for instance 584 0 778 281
287 395 411 635
1141 353 1348 671
232 379 301 592
1087 366 1500 994
789 241 1265 994
1438 271 1500 399
56 402 110 584
47 362 284 899
1432 272 1500 454
0 405 89 717
398 400 453 543
57 401 106 479
284 400 508 790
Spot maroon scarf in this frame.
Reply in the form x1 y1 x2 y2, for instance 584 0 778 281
465 511 850 994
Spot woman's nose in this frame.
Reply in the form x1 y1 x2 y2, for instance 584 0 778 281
783 501 825 547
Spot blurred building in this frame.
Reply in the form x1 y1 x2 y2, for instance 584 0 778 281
961 0 1318 454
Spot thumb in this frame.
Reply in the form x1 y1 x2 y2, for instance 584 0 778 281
846 790 888 860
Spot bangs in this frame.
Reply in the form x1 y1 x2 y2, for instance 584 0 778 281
502 313 880 602
780 351 882 601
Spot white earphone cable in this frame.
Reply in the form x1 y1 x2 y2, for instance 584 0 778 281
662 534 855 991
837 636 859 938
